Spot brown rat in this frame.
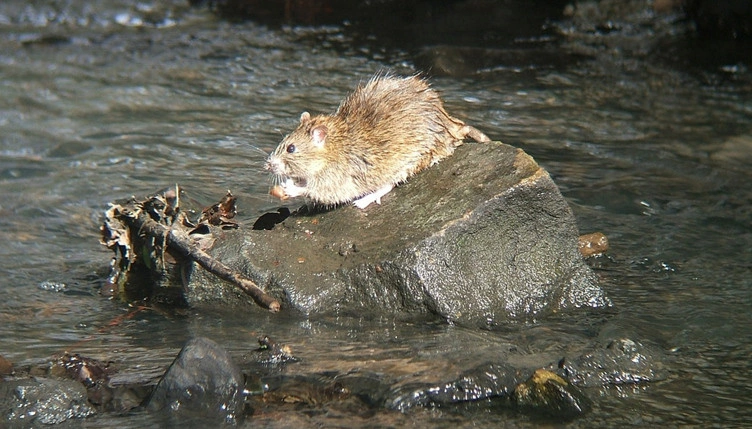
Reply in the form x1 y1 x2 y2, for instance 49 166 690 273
265 73 490 208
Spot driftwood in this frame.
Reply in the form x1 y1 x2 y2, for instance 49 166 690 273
102 186 280 312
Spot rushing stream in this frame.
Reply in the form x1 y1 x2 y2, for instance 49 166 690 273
1 0 751 427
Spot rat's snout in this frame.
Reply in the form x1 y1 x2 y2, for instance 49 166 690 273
265 156 285 175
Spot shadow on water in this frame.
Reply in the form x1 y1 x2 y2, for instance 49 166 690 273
0 0 751 427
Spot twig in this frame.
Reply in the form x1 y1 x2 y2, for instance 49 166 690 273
126 209 280 312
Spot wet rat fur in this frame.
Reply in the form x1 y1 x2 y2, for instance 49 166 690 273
266 73 490 208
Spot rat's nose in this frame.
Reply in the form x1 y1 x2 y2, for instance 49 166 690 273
265 157 284 174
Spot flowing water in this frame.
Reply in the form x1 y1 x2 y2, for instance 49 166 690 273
1 1 751 427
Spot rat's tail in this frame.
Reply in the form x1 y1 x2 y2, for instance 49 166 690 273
461 125 491 143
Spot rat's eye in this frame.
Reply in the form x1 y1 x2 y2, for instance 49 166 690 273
286 144 296 154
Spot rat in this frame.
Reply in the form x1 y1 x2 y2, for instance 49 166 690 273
265 73 490 209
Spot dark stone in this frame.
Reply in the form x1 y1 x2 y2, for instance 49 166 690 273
185 142 609 326
685 0 752 40
512 369 591 419
0 378 95 425
147 337 244 424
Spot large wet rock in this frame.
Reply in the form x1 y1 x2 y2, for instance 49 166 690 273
185 142 609 326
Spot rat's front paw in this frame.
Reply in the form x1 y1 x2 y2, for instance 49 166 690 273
281 178 307 198
270 185 290 200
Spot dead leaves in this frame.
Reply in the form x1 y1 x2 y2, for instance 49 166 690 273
100 185 240 300
100 185 280 312
198 191 239 229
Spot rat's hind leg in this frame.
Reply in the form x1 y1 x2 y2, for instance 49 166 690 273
353 184 394 209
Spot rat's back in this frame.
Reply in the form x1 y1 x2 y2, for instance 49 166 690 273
333 74 467 183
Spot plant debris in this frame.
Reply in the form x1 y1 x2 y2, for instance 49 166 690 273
101 185 280 312
198 191 239 229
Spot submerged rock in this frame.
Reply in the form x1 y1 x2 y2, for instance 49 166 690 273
184 142 609 325
555 338 669 387
147 337 244 424
386 362 521 411
0 378 96 425
383 362 590 420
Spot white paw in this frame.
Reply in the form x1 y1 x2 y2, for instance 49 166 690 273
352 185 394 209
281 178 307 198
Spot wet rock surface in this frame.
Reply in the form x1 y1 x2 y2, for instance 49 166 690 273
0 330 671 425
0 378 96 425
386 362 521 411
371 333 667 419
185 142 609 326
555 337 669 387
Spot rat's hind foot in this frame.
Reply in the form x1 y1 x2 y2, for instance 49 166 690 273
353 184 394 209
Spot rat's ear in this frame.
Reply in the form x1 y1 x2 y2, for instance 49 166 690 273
311 125 327 148
300 112 311 124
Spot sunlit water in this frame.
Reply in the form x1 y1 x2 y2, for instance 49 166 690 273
1 1 751 427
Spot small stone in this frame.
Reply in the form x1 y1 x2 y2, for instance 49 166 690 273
578 232 609 257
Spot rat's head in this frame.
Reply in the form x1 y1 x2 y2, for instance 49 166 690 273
266 112 332 185
266 112 330 186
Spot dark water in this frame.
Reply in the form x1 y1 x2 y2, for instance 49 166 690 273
1 1 751 427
